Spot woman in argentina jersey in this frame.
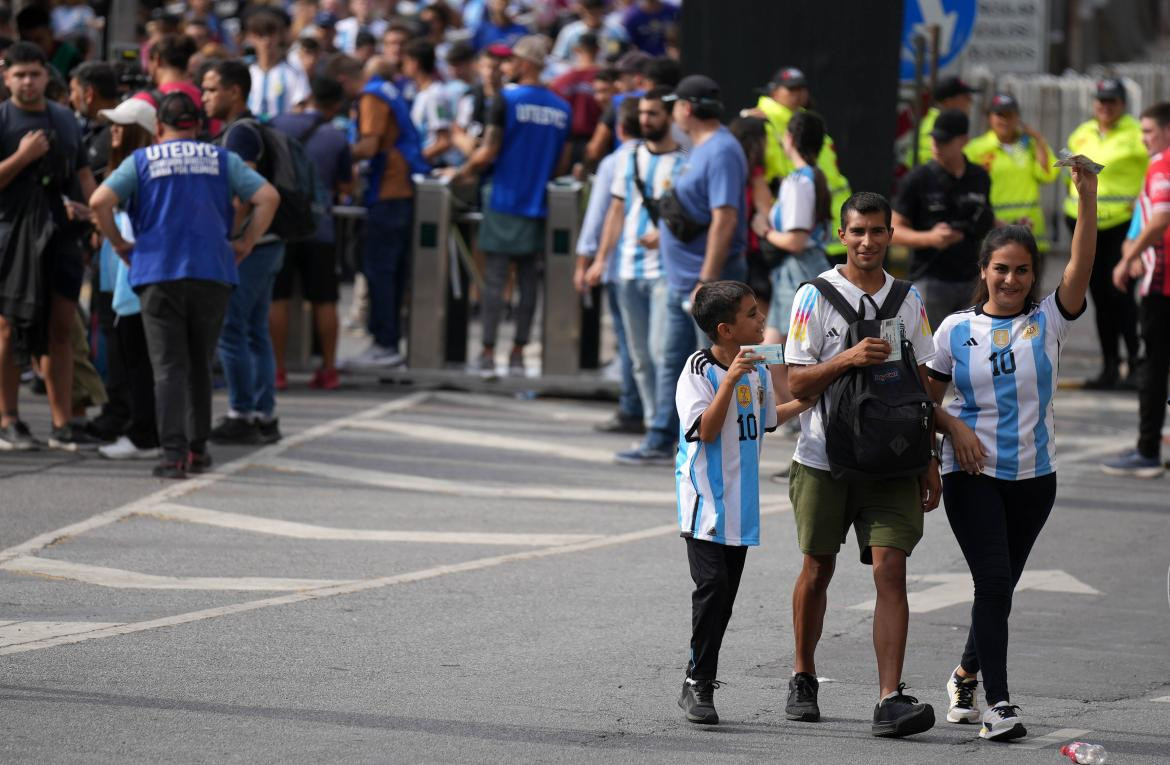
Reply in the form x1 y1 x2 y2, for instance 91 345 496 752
925 166 1099 742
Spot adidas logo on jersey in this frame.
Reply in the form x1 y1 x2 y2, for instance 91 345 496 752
826 327 841 338
963 337 979 346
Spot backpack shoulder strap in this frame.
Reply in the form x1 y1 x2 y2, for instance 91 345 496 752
631 142 652 202
878 278 913 320
807 277 859 324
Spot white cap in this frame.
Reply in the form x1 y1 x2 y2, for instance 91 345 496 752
98 97 157 134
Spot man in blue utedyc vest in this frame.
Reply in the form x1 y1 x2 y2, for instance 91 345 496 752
89 92 280 479
443 34 571 376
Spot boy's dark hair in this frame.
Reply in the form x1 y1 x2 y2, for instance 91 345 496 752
1141 101 1170 128
404 39 436 74
574 31 599 54
245 8 286 37
154 35 198 71
692 281 756 342
71 61 118 100
3 40 45 67
644 56 681 89
310 75 344 107
446 40 474 65
209 58 252 100
593 67 619 84
839 191 891 230
355 30 377 49
15 5 49 33
617 96 641 139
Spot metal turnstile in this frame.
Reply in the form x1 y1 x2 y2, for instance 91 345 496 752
407 178 455 370
541 179 588 377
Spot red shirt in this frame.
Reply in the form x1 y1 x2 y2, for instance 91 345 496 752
1138 150 1170 297
551 66 600 139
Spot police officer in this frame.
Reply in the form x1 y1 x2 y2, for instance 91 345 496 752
750 67 852 261
910 76 981 168
89 92 279 479
964 93 1060 251
1064 78 1148 389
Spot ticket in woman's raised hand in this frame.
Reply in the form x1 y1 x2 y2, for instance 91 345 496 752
1055 150 1105 175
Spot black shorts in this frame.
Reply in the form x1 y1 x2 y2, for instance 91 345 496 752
272 239 339 302
51 233 84 301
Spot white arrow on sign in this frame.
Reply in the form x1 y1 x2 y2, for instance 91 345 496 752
914 0 959 57
848 569 1100 614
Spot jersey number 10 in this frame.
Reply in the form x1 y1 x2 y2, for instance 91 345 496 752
737 413 758 442
989 350 1017 377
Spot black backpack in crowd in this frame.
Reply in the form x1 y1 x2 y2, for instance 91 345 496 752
239 118 321 242
809 277 934 482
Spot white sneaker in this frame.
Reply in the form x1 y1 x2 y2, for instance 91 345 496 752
340 344 405 370
98 436 161 461
979 701 1026 741
946 669 980 724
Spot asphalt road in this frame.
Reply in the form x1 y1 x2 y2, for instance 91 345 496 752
0 373 1166 764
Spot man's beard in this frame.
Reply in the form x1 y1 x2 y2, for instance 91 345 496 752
642 125 669 142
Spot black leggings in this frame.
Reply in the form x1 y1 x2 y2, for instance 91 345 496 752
943 471 1057 705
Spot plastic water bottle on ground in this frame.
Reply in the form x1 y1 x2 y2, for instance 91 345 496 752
1060 741 1108 764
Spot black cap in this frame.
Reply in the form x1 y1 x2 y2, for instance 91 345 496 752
157 91 200 130
988 92 1019 114
1096 77 1125 101
933 75 981 102
663 74 721 104
930 108 969 142
770 66 807 90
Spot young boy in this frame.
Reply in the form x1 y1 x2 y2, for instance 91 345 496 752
676 281 813 725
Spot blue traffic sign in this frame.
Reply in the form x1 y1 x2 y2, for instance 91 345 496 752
900 0 977 80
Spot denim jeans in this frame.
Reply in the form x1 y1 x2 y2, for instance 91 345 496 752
642 256 747 452
218 241 284 418
615 277 664 426
365 198 414 350
606 281 642 421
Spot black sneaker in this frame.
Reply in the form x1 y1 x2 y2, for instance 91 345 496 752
593 413 646 435
871 683 936 738
0 420 38 451
256 417 282 444
48 423 104 451
152 459 188 479
678 678 720 725
187 450 213 474
785 672 820 722
209 416 260 445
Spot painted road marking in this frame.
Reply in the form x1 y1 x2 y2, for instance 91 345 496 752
259 456 676 505
0 556 355 591
0 392 432 567
0 502 793 655
0 621 124 649
848 570 1100 613
1013 728 1093 750
346 419 617 463
147 503 602 546
1152 696 1170 702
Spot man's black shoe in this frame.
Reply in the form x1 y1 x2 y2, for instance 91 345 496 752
209 416 260 445
678 678 720 724
785 672 820 722
871 683 935 737
594 413 645 434
187 450 213 474
152 459 188 480
257 417 282 444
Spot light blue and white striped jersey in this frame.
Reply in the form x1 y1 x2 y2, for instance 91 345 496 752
675 349 778 547
768 166 829 250
610 141 685 281
928 291 1082 480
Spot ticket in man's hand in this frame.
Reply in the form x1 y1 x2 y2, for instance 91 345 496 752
1055 150 1105 175
742 344 786 365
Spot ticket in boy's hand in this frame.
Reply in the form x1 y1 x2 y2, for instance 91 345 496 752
880 318 903 363
1055 150 1105 175
742 344 785 365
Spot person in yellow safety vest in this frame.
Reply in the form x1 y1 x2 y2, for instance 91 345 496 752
964 93 1060 251
750 67 852 260
1063 77 1148 390
910 76 981 168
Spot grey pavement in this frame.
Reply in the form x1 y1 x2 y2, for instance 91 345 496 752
0 260 1168 763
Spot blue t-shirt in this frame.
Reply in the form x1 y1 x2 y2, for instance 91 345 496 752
623 2 679 56
472 20 528 52
487 84 570 219
659 125 748 292
270 110 353 243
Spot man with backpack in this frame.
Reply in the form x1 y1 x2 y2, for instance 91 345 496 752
201 59 297 445
782 191 942 737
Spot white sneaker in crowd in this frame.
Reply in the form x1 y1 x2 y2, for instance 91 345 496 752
340 344 405 370
979 701 1026 741
945 668 980 724
98 436 161 461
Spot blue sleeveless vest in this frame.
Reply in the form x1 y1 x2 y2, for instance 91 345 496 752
127 140 237 289
361 76 429 206
489 85 570 218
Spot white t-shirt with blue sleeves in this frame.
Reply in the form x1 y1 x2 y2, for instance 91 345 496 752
675 349 778 547
769 166 828 250
610 141 685 281
927 291 1083 480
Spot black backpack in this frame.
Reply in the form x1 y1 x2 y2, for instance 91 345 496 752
809 277 934 482
235 118 321 242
